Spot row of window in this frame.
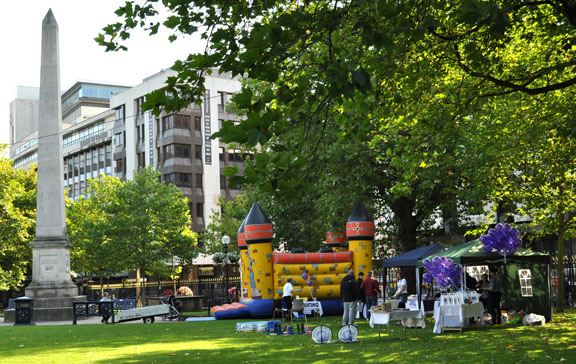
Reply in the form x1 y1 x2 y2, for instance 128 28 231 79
163 173 203 188
14 121 107 157
63 122 106 148
13 152 37 169
14 138 38 156
64 145 112 181
160 114 202 133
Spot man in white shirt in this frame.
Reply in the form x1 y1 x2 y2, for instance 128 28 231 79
282 277 294 310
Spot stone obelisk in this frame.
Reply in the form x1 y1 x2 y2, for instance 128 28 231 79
7 10 84 322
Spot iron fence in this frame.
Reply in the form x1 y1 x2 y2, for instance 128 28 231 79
84 277 241 310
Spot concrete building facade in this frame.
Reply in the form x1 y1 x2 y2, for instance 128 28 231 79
11 70 248 233
110 69 246 232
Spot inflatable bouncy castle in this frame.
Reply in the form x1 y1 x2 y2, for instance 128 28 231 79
212 201 375 319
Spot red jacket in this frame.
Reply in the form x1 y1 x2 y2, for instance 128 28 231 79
360 276 381 297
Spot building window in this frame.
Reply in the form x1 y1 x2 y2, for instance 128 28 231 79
164 173 192 187
519 269 533 297
99 147 105 169
136 124 145 144
228 149 244 162
218 92 233 112
79 154 85 175
92 150 98 172
136 97 144 119
137 152 146 169
163 114 190 131
74 156 79 177
194 116 202 131
195 145 202 160
197 202 204 218
163 144 190 159
162 115 173 131
196 174 203 189
105 146 112 167
174 114 190 129
115 159 124 174
115 105 125 123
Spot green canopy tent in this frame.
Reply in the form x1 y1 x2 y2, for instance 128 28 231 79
416 239 552 321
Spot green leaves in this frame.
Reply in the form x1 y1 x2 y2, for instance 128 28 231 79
0 146 36 290
67 167 198 283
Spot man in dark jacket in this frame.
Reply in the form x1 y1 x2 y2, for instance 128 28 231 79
341 269 360 326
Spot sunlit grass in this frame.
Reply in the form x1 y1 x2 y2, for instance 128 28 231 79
1 309 575 363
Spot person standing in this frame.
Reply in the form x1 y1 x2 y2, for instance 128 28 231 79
357 272 366 320
485 267 502 324
360 271 381 319
341 270 360 326
100 292 112 324
392 272 407 308
476 273 490 311
282 277 294 312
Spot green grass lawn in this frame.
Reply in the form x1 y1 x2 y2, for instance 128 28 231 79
1 309 575 364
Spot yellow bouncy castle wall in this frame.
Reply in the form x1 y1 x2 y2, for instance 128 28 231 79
272 252 354 299
349 240 374 274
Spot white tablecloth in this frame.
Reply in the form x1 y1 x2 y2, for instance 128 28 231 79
302 301 323 316
433 301 484 334
369 310 424 327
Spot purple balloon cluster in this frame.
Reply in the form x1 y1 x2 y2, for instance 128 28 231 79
302 271 313 287
422 256 462 289
480 223 522 257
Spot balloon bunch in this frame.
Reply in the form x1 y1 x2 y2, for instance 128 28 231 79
480 223 522 262
422 256 462 290
302 271 313 287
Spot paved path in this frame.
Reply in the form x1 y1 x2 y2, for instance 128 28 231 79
0 315 182 326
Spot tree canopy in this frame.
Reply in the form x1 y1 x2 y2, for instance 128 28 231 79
67 167 198 298
99 0 576 308
0 146 36 290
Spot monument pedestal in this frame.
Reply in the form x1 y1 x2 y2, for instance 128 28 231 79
4 237 88 323
6 10 89 324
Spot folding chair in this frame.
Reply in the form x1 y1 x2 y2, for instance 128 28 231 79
291 299 307 322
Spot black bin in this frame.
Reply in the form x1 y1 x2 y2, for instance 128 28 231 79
14 296 34 325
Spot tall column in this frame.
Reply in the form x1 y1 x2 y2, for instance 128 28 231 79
7 10 85 322
346 201 375 275
244 203 274 299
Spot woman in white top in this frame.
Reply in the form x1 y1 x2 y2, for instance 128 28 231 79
393 272 408 308
282 277 294 310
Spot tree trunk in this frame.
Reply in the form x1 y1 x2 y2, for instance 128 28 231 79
391 196 419 294
136 268 142 307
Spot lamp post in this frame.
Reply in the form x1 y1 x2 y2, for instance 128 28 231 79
222 235 230 303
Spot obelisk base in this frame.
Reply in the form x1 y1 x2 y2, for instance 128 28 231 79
4 236 88 322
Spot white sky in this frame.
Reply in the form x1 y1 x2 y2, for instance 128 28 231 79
1 0 204 145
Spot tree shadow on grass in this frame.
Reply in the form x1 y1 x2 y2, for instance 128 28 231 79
1 312 576 364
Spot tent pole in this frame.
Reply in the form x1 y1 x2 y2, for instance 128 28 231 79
416 267 421 310
383 267 387 302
